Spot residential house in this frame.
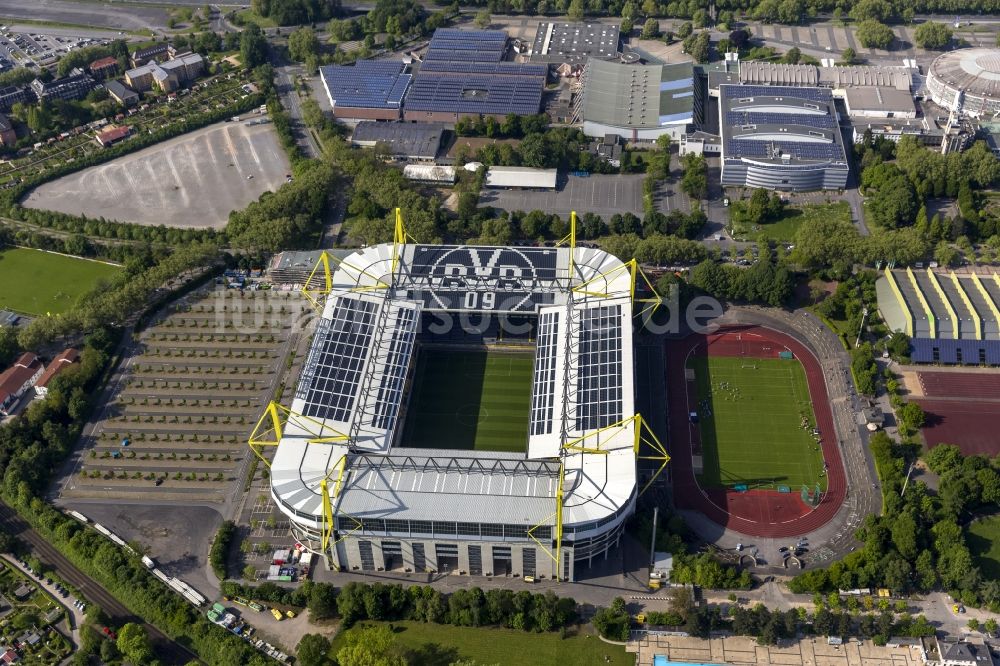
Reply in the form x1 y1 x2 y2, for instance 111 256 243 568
106 80 139 106
0 647 18 664
88 56 119 80
0 85 33 111
0 352 44 416
95 125 131 148
130 43 168 68
0 113 15 147
30 68 96 102
939 639 995 666
34 348 78 397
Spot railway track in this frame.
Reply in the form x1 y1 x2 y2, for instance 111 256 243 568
0 501 199 665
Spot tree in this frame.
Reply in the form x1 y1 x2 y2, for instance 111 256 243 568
913 22 952 49
729 28 751 50
856 20 895 49
898 402 926 431
116 623 153 664
337 625 407 666
841 47 857 64
683 31 711 63
288 27 320 62
297 634 332 666
567 0 585 20
474 9 491 28
850 0 893 23
984 618 998 635
240 24 269 69
641 18 660 39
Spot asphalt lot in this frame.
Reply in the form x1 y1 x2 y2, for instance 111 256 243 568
24 121 291 228
480 173 692 219
0 0 168 32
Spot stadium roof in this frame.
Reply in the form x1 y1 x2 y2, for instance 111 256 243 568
719 84 848 165
580 58 694 129
319 60 411 110
350 121 444 159
530 22 620 64
270 242 639 530
877 268 1000 341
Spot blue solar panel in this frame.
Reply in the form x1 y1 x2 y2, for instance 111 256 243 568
371 306 418 431
321 62 410 109
419 61 548 76
725 138 843 161
576 305 623 431
405 73 543 115
725 111 834 130
530 310 559 437
425 28 507 63
723 84 832 102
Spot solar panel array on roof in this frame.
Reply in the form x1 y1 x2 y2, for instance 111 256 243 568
576 305 623 431
725 139 844 161
424 28 507 63
298 296 378 423
320 61 410 109
530 310 559 436
725 111 834 130
371 307 418 431
725 84 832 102
419 61 548 76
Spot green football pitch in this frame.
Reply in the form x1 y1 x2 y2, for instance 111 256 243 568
401 349 533 452
687 354 827 492
0 247 121 316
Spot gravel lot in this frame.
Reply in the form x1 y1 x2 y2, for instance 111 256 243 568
24 121 291 228
0 0 169 31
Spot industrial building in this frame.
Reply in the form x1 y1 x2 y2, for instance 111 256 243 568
319 60 411 121
877 268 1000 365
485 166 558 189
403 164 457 183
257 234 667 581
927 48 1000 117
718 84 849 191
528 22 620 64
403 29 546 122
350 121 444 161
576 58 695 142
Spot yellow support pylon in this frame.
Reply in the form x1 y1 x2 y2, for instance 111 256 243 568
246 401 350 468
392 207 419 274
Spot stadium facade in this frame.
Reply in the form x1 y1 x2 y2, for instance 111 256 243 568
927 48 1000 118
254 218 667 581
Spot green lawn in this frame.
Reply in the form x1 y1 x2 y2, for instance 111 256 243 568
968 514 1000 580
330 621 633 666
401 349 533 452
732 201 851 243
688 354 828 491
0 248 120 316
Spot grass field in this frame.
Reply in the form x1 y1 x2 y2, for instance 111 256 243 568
401 349 533 452
731 202 851 243
330 621 632 666
688 354 827 491
0 248 120 316
968 515 1000 580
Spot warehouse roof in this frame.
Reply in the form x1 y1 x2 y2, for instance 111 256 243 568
740 61 818 86
423 28 507 64
530 22 620 64
350 121 444 159
319 60 411 110
485 166 558 188
406 62 546 116
581 58 694 129
843 86 916 115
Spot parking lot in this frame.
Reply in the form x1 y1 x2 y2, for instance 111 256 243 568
479 173 694 219
60 286 311 505
0 0 168 33
0 27 114 69
24 118 291 228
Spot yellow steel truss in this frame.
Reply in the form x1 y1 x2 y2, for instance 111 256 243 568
569 259 662 319
392 207 419 274
555 211 577 281
247 401 350 467
301 249 395 310
528 414 670 579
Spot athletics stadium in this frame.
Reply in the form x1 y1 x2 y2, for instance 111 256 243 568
250 213 668 581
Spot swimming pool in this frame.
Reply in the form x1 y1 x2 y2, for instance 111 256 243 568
653 658 720 666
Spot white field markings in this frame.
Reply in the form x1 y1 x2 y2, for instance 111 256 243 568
222 125 246 177
704 362 825 486
240 125 264 169
163 143 191 210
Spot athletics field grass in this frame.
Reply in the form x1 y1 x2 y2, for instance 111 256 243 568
687 355 827 492
401 349 533 452
968 514 1000 580
0 248 120 316
330 621 632 666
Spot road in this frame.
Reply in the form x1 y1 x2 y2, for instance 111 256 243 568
0 501 198 665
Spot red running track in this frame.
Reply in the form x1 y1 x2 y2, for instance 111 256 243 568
917 371 1000 399
666 325 847 538
915 371 1000 456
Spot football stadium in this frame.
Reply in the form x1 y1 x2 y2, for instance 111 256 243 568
251 214 668 581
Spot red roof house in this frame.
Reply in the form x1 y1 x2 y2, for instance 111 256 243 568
34 348 79 397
